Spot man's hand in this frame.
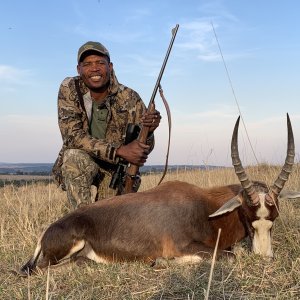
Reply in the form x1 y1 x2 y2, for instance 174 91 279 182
116 140 150 166
140 109 161 133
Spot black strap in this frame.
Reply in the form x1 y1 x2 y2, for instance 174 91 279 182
75 78 86 113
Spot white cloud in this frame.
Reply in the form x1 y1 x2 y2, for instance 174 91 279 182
0 114 61 163
118 54 162 78
73 24 145 44
175 19 223 62
173 104 238 122
181 20 213 33
1 111 299 166
176 17 254 63
147 111 300 167
124 8 151 22
0 65 33 84
196 1 239 23
178 20 214 47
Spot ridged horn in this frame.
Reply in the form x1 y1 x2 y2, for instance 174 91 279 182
231 116 259 206
271 113 295 196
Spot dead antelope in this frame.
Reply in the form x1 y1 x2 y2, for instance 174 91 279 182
19 114 298 276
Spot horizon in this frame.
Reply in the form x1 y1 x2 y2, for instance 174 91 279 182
1 0 300 167
0 162 222 166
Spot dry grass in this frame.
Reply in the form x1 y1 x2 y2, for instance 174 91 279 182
0 165 300 299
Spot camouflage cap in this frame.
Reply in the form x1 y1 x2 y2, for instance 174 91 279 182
77 41 110 62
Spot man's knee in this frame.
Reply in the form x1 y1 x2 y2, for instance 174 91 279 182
62 149 98 179
61 149 99 208
62 149 92 170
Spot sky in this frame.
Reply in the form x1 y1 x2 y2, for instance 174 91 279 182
1 0 300 167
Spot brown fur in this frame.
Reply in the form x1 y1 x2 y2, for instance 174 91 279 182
19 180 273 275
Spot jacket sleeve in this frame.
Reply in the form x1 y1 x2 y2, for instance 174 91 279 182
57 78 121 164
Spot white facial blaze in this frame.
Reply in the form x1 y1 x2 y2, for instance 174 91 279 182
251 193 274 258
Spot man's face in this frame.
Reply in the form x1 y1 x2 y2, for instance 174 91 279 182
77 54 112 91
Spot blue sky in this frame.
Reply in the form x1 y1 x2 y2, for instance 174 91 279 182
1 0 300 167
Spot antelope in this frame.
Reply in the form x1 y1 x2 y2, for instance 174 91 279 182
19 114 298 276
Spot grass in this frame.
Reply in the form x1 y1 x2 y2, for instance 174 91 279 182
0 165 299 299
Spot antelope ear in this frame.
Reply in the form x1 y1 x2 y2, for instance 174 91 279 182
278 190 300 200
209 195 242 218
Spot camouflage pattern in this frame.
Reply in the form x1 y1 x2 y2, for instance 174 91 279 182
61 149 117 208
52 68 154 207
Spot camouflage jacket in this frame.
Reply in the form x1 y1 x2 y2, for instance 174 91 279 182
52 69 154 185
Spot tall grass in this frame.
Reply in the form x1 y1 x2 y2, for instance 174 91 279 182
0 165 299 299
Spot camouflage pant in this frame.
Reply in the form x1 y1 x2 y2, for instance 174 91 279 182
61 149 117 208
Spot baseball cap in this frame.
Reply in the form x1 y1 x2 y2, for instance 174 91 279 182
77 41 110 62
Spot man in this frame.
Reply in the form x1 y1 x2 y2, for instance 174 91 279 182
52 41 161 208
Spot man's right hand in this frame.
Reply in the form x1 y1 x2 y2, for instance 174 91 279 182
116 140 150 166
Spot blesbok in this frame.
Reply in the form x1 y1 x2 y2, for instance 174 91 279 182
19 114 298 276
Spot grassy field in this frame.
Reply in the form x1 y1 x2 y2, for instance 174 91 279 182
0 174 52 188
0 165 299 299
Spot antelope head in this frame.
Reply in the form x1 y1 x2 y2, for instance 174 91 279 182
210 114 295 258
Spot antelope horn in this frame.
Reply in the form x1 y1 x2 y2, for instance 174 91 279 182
271 113 295 196
231 116 259 206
